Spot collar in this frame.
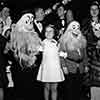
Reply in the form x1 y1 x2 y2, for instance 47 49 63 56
34 19 40 24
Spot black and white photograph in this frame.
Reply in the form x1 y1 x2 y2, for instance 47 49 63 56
0 0 100 100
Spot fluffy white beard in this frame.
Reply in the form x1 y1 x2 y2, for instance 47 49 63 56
60 30 86 52
67 33 85 51
18 26 34 33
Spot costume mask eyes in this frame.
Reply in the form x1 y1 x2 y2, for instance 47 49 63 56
25 15 34 24
72 24 80 30
26 20 29 24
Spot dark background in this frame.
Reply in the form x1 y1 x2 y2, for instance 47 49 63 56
0 0 100 23
1 0 98 21
0 0 99 100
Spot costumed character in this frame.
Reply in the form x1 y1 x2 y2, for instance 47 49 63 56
59 21 87 100
4 13 42 100
8 13 41 69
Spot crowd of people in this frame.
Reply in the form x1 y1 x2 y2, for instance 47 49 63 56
0 0 100 100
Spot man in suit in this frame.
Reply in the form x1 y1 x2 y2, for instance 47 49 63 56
34 7 46 40
55 4 67 40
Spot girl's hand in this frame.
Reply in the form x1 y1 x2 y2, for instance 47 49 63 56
63 67 68 74
38 45 43 52
63 52 67 58
59 51 67 58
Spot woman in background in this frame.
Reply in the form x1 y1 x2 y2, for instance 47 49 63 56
82 1 100 100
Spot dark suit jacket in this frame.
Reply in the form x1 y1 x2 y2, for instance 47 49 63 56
33 19 48 40
0 34 8 67
55 17 67 40
0 34 8 87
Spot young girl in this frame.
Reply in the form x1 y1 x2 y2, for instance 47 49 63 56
37 25 66 100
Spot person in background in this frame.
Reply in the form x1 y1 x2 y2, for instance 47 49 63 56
55 4 67 40
0 7 11 26
66 9 74 25
0 7 12 38
82 1 100 100
34 7 46 40
0 18 9 100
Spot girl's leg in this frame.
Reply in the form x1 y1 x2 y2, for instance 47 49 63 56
44 83 50 100
51 83 58 100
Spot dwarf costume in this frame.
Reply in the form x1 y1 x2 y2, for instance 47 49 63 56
59 21 87 100
10 13 41 68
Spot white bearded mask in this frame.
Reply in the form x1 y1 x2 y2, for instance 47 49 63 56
16 13 34 32
9 13 41 68
60 21 86 51
67 21 80 31
66 21 81 39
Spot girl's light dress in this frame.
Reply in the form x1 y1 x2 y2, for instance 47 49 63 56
37 39 65 82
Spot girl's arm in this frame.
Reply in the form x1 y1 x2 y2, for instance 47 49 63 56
59 51 67 58
38 45 43 52
37 41 44 52
58 43 67 58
